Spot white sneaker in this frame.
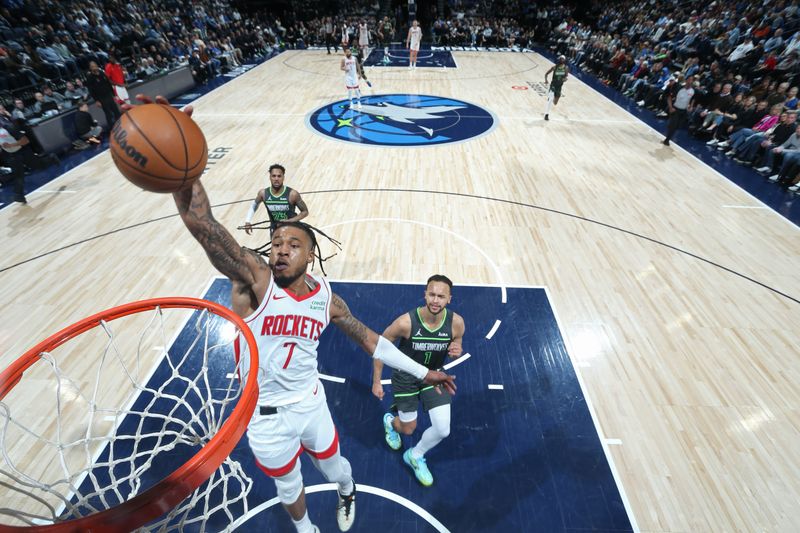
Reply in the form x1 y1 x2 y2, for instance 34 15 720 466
717 141 730 148
755 166 772 174
637 100 645 106
789 184 799 191
768 174 780 181
725 150 736 156
706 139 718 145
336 482 356 531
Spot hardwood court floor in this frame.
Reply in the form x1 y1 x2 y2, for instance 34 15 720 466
1 50 799 532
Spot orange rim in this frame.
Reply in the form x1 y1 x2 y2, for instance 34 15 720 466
0 297 259 532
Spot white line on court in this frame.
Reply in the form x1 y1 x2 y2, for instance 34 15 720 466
320 217 507 305
488 384 504 390
443 352 471 370
485 319 501 339
319 373 346 383
722 205 769 209
605 438 623 445
544 285 640 533
564 54 800 233
229 482 451 532
29 189 77 195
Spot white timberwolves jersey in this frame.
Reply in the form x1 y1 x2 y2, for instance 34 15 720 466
238 272 332 406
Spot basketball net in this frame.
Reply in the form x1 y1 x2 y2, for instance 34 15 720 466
0 298 258 531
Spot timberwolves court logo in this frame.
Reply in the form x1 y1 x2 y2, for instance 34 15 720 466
305 94 497 146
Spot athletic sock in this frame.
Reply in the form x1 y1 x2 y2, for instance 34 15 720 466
291 510 314 533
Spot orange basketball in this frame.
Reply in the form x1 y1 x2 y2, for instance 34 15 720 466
110 104 208 193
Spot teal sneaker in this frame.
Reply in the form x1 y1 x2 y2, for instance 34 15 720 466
403 449 433 486
383 413 401 451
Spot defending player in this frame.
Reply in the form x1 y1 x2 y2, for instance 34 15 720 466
243 163 308 234
132 96 458 533
544 55 569 121
341 48 362 110
406 20 422 69
372 275 465 486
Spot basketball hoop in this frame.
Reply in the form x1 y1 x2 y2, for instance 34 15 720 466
0 298 259 531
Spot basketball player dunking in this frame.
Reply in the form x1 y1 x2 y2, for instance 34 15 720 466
544 55 569 121
132 97 456 533
244 163 308 234
406 20 422 69
341 48 362 110
372 275 465 486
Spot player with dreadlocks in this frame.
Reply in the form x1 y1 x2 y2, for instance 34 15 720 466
167 101 456 533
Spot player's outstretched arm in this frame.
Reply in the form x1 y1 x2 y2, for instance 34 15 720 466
372 314 411 399
174 180 268 286
330 293 456 395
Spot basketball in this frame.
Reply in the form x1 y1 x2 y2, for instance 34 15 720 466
110 104 208 193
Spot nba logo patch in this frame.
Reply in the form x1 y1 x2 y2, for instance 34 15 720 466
306 94 497 146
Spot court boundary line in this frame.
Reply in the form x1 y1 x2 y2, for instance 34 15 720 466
2 189 797 306
528 50 800 233
229 482 451 532
544 285 640 532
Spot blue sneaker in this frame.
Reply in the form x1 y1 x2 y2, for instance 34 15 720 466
403 449 433 486
383 413 401 450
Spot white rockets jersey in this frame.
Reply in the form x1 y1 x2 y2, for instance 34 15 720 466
237 272 332 406
409 26 422 46
343 56 358 87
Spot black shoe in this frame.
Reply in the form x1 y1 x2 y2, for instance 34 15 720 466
14 195 27 204
336 481 356 531
544 114 549 121
662 139 670 146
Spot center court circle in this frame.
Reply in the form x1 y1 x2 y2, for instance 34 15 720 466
305 94 497 146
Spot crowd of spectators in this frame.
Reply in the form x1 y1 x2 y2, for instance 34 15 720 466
550 0 800 193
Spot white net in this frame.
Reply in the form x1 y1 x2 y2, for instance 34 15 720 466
0 303 254 531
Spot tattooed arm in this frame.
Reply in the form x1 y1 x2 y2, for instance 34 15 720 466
330 293 457 395
173 180 269 289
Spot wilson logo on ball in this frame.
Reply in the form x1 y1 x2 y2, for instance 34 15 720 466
112 121 149 169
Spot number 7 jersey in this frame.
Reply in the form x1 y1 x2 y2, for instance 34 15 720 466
237 272 333 406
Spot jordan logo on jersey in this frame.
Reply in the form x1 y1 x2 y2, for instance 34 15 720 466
307 94 496 147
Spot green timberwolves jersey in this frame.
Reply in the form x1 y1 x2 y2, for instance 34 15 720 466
263 186 296 221
399 307 454 370
552 64 568 87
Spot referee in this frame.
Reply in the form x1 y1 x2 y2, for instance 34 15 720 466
663 76 695 146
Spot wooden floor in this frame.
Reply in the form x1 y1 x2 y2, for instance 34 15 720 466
2 50 799 532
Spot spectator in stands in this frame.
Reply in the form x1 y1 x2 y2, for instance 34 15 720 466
0 104 58 204
63 81 86 105
11 98 32 121
85 60 121 130
42 85 68 110
74 101 102 148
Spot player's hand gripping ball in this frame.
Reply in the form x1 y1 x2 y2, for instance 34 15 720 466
110 100 207 193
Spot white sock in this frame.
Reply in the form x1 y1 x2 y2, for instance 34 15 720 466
410 405 450 458
291 510 315 533
545 92 554 114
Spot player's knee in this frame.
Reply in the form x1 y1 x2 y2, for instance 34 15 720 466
399 420 417 435
273 462 304 505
